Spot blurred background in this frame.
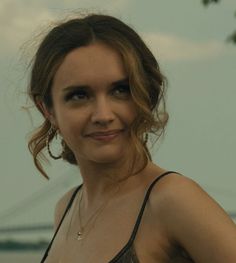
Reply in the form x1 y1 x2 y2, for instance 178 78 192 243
0 0 235 261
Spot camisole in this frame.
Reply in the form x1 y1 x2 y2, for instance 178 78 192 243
40 171 182 263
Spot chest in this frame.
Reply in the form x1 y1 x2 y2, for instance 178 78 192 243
43 191 192 263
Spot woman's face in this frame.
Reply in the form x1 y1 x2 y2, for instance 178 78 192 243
50 42 137 164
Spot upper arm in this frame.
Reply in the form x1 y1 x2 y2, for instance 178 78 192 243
152 174 236 263
54 187 78 231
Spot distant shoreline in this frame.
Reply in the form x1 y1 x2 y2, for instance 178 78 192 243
0 239 49 251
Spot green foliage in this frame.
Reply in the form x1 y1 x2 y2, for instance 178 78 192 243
202 0 220 6
227 31 236 44
202 0 236 44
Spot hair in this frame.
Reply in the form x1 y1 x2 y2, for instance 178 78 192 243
27 13 169 179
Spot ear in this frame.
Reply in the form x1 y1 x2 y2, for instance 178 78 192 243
36 100 58 128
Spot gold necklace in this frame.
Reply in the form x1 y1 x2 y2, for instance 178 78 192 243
76 185 121 241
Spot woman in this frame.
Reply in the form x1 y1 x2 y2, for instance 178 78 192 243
27 13 236 263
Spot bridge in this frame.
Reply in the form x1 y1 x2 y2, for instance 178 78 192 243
0 224 53 234
0 171 77 240
0 173 235 238
0 211 236 235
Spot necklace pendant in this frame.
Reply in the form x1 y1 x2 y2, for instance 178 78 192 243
77 231 83 240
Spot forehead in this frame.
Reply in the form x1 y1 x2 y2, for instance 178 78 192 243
52 42 127 90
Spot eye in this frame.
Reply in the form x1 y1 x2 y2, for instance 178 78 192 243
64 90 89 102
112 84 130 98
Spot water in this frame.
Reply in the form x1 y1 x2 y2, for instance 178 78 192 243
0 251 43 263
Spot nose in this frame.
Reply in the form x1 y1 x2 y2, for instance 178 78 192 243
91 97 115 126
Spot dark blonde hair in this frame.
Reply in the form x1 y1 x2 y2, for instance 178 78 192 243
27 13 169 179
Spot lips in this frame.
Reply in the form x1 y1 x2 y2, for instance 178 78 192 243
86 129 124 137
85 129 124 141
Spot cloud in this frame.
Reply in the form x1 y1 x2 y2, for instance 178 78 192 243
61 0 129 12
142 32 232 62
1 0 234 64
0 1 58 55
0 0 130 56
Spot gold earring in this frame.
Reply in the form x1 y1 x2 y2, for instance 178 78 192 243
46 126 63 160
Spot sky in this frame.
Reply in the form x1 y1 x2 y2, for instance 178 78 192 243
0 0 236 240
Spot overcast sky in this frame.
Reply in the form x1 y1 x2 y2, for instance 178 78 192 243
0 0 235 239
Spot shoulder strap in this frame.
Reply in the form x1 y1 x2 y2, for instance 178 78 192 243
128 171 180 244
40 184 83 263
110 171 181 262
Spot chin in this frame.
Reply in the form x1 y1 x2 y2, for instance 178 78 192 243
75 140 130 164
94 154 124 164
88 148 126 164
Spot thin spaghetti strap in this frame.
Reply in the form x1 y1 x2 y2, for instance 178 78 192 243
109 171 181 262
128 171 181 244
40 184 83 263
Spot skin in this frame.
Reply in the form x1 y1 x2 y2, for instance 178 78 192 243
47 41 141 207
40 42 236 263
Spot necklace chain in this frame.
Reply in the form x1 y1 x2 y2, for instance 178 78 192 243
77 185 121 241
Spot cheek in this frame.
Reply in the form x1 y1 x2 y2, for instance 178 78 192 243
55 109 85 138
123 103 137 123
58 120 84 153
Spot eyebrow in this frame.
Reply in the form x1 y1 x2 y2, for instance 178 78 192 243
62 77 129 93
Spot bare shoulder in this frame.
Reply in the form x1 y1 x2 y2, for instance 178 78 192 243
150 173 210 207
149 173 236 262
54 186 80 230
148 173 200 223
149 172 234 223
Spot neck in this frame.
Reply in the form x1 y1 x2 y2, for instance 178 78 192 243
76 152 147 210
